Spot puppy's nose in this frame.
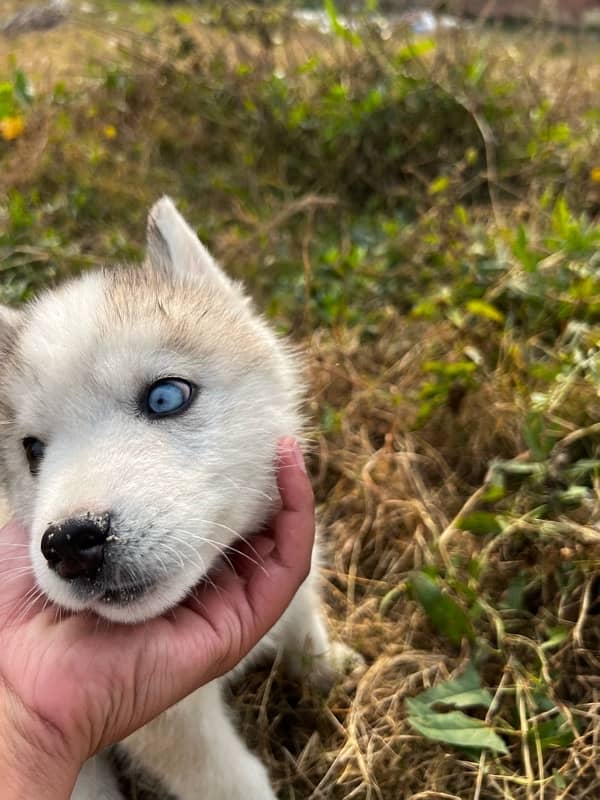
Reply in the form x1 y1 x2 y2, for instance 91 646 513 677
41 513 111 580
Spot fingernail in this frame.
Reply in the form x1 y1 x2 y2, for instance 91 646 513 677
279 435 295 452
291 439 307 475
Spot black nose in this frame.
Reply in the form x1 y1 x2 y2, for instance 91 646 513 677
41 513 110 580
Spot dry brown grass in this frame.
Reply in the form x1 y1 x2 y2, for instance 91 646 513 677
221 319 600 800
2 4 600 799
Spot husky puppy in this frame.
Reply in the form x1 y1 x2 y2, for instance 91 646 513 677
0 199 357 799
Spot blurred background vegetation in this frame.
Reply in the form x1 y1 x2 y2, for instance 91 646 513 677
1 1 600 798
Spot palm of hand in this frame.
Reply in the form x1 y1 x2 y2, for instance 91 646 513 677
0 441 313 767
0 520 246 763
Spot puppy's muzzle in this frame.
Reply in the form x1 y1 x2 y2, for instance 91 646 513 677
41 512 111 580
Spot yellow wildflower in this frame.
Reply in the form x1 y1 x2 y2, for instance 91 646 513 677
103 124 117 139
0 115 25 141
591 167 600 183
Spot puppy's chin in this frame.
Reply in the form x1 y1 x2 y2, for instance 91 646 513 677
90 585 187 624
35 569 197 624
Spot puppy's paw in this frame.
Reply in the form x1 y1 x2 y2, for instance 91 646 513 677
307 641 365 694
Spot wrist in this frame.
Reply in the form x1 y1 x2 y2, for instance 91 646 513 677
0 692 80 800
0 729 79 800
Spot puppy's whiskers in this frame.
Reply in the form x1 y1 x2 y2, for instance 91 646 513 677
8 584 45 625
175 528 268 576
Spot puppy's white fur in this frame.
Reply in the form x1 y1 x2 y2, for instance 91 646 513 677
0 199 355 799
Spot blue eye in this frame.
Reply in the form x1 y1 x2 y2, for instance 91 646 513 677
144 379 194 419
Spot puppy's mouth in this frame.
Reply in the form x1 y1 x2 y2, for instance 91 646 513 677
99 581 154 605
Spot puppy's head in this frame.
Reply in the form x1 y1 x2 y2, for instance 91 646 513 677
0 198 301 622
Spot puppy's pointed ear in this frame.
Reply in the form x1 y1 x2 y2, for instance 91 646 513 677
146 196 233 292
0 306 20 352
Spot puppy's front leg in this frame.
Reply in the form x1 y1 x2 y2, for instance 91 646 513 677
123 680 276 800
71 754 124 800
279 570 364 693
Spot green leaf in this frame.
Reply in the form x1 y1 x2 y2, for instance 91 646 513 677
501 573 528 611
406 705 508 754
428 176 450 195
546 122 571 144
565 459 600 481
493 460 546 480
423 360 476 378
556 485 590 506
541 626 569 651
456 512 502 536
397 38 437 62
407 666 507 754
409 664 492 714
173 9 194 25
552 196 572 238
0 82 15 119
465 299 505 323
512 224 540 272
13 69 34 107
411 299 438 319
529 715 574 752
408 572 474 645
481 482 505 503
523 411 553 461
324 0 361 45
553 771 568 789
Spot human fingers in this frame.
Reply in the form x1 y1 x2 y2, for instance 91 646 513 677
189 436 314 614
0 519 39 624
168 437 315 682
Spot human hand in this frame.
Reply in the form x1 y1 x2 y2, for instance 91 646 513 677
0 436 314 797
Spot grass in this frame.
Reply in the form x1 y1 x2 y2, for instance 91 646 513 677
1 2 600 797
